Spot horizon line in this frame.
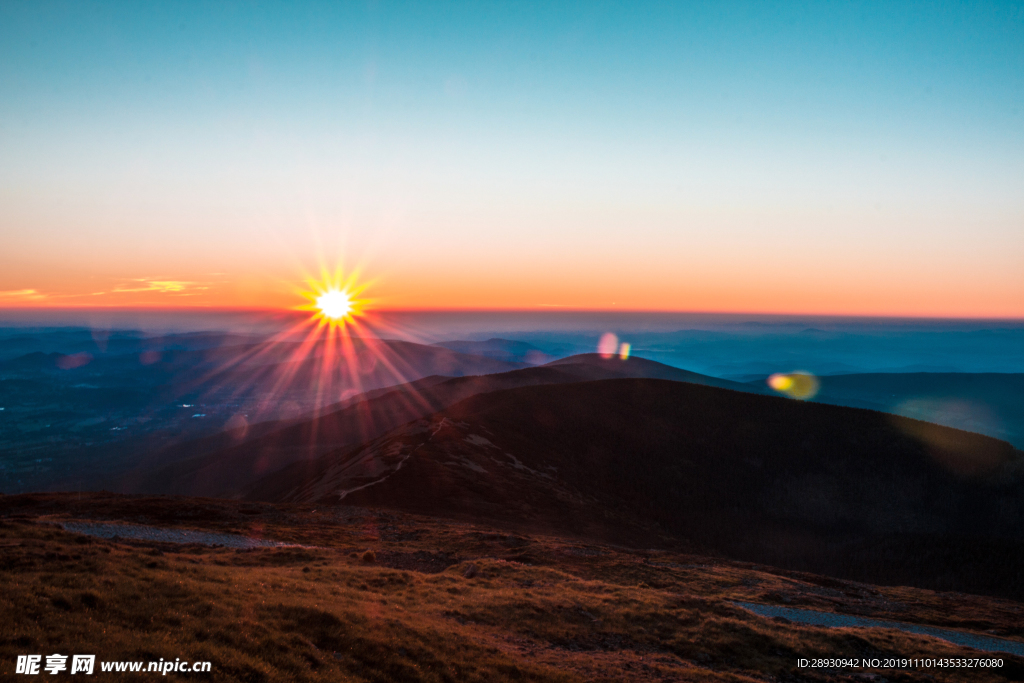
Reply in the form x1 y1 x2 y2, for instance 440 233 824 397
1 305 1023 323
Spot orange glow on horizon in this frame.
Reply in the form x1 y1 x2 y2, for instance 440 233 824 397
1 262 1022 319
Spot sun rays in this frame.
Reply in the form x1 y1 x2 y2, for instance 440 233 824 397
152 261 454 455
296 266 370 330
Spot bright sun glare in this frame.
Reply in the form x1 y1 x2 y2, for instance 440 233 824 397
296 266 369 329
316 290 352 319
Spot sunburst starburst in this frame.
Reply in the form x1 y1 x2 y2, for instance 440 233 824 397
296 266 370 329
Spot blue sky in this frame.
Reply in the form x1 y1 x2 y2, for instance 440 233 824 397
1 1 1022 315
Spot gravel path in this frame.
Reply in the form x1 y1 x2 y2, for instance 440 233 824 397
61 521 306 549
734 601 1024 657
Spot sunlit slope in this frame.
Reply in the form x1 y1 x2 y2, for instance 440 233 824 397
249 378 1024 597
4 492 1023 682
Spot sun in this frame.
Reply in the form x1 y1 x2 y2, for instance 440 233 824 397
316 290 352 319
296 266 370 329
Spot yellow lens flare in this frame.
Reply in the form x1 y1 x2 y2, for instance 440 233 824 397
767 371 820 400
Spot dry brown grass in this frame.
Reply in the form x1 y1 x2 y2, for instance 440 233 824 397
1 493 1022 682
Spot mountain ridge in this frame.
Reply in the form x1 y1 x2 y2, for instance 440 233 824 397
245 377 1024 597
125 354 755 498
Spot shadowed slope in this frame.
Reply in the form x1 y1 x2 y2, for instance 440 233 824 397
128 356 751 498
250 378 1024 597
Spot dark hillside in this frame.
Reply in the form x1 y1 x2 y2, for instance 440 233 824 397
129 356 747 498
253 379 1024 598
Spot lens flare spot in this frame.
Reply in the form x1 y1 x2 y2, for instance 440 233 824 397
767 371 819 400
618 342 631 360
598 332 618 359
768 374 794 391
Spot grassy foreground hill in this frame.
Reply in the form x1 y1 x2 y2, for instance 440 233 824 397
1 493 1022 682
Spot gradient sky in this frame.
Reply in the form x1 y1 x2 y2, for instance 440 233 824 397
1 1 1022 316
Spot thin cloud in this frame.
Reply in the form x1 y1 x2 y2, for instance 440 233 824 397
112 278 210 295
0 289 47 301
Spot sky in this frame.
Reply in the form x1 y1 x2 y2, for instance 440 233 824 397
0 1 1022 317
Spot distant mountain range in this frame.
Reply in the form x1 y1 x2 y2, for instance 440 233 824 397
431 338 554 364
751 372 1024 449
